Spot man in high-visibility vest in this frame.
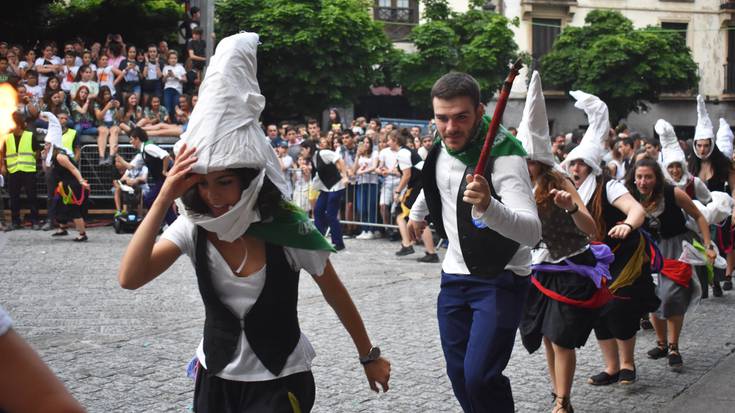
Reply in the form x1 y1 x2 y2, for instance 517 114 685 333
0 112 41 231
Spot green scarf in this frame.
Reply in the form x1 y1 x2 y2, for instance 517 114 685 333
245 201 336 252
434 115 526 166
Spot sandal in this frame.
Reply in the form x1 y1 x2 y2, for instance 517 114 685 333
52 229 69 237
73 233 88 242
618 368 636 384
723 276 732 291
587 371 619 386
668 343 683 372
647 341 668 359
553 395 574 413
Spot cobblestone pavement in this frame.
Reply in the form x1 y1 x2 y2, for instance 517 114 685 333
2 228 735 412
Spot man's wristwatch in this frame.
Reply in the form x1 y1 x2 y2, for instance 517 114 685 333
359 346 381 365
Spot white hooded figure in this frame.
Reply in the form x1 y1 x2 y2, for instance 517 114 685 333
693 95 715 159
716 118 733 160
173 32 292 242
42 111 71 167
516 71 555 167
656 118 711 204
561 91 610 204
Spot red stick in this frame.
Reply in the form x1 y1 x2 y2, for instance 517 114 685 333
473 58 525 176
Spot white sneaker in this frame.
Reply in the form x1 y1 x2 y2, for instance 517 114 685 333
356 231 368 240
362 232 376 240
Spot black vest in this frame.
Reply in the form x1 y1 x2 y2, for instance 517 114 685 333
397 147 423 190
142 142 165 181
312 150 340 190
194 226 301 376
422 144 520 276
644 185 687 241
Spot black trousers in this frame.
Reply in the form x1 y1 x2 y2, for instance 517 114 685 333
194 367 315 413
6 171 38 225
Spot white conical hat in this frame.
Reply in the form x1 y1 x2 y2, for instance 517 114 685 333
175 31 288 196
694 94 714 158
716 118 733 159
561 90 609 176
517 71 554 166
656 118 689 184
173 32 290 242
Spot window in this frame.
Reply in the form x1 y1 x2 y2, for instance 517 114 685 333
532 18 561 72
661 21 688 44
374 0 418 24
726 25 735 93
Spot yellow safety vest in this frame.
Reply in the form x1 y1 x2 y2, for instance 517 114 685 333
61 129 77 158
4 131 36 173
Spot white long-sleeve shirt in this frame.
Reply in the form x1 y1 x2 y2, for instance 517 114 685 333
409 144 541 276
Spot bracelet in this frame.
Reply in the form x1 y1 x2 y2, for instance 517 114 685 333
565 203 579 215
621 222 634 230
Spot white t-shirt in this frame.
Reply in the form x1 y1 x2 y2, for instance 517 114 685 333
25 84 43 104
145 62 160 80
0 305 12 336
161 216 330 381
34 56 62 87
396 147 413 172
356 152 379 185
162 64 186 94
61 65 79 92
96 66 116 94
132 143 169 169
312 149 344 192
378 147 398 171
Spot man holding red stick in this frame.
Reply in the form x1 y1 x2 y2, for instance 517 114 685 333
408 72 541 412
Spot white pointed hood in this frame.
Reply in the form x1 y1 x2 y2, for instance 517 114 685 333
517 71 554 166
561 90 609 176
656 118 689 184
42 111 69 167
716 118 733 160
694 95 715 158
173 32 290 242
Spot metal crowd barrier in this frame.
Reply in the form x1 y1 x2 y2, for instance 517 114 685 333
28 143 175 200
283 168 401 230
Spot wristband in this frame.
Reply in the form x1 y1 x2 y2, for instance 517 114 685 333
565 203 579 215
621 222 633 230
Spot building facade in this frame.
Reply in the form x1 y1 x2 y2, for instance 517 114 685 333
372 0 735 137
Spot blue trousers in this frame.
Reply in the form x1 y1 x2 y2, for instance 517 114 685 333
145 179 177 225
355 183 378 232
163 88 180 121
437 271 530 413
314 189 345 248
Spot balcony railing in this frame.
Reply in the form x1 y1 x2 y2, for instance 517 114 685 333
374 7 417 24
725 63 735 94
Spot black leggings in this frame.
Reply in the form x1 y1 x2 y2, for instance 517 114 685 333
194 367 315 413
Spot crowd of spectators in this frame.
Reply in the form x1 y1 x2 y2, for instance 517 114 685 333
0 17 205 168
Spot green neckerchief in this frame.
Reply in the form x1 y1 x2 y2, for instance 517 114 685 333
433 114 526 166
245 201 336 252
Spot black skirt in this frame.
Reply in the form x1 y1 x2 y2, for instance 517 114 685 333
594 234 660 340
521 269 600 353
